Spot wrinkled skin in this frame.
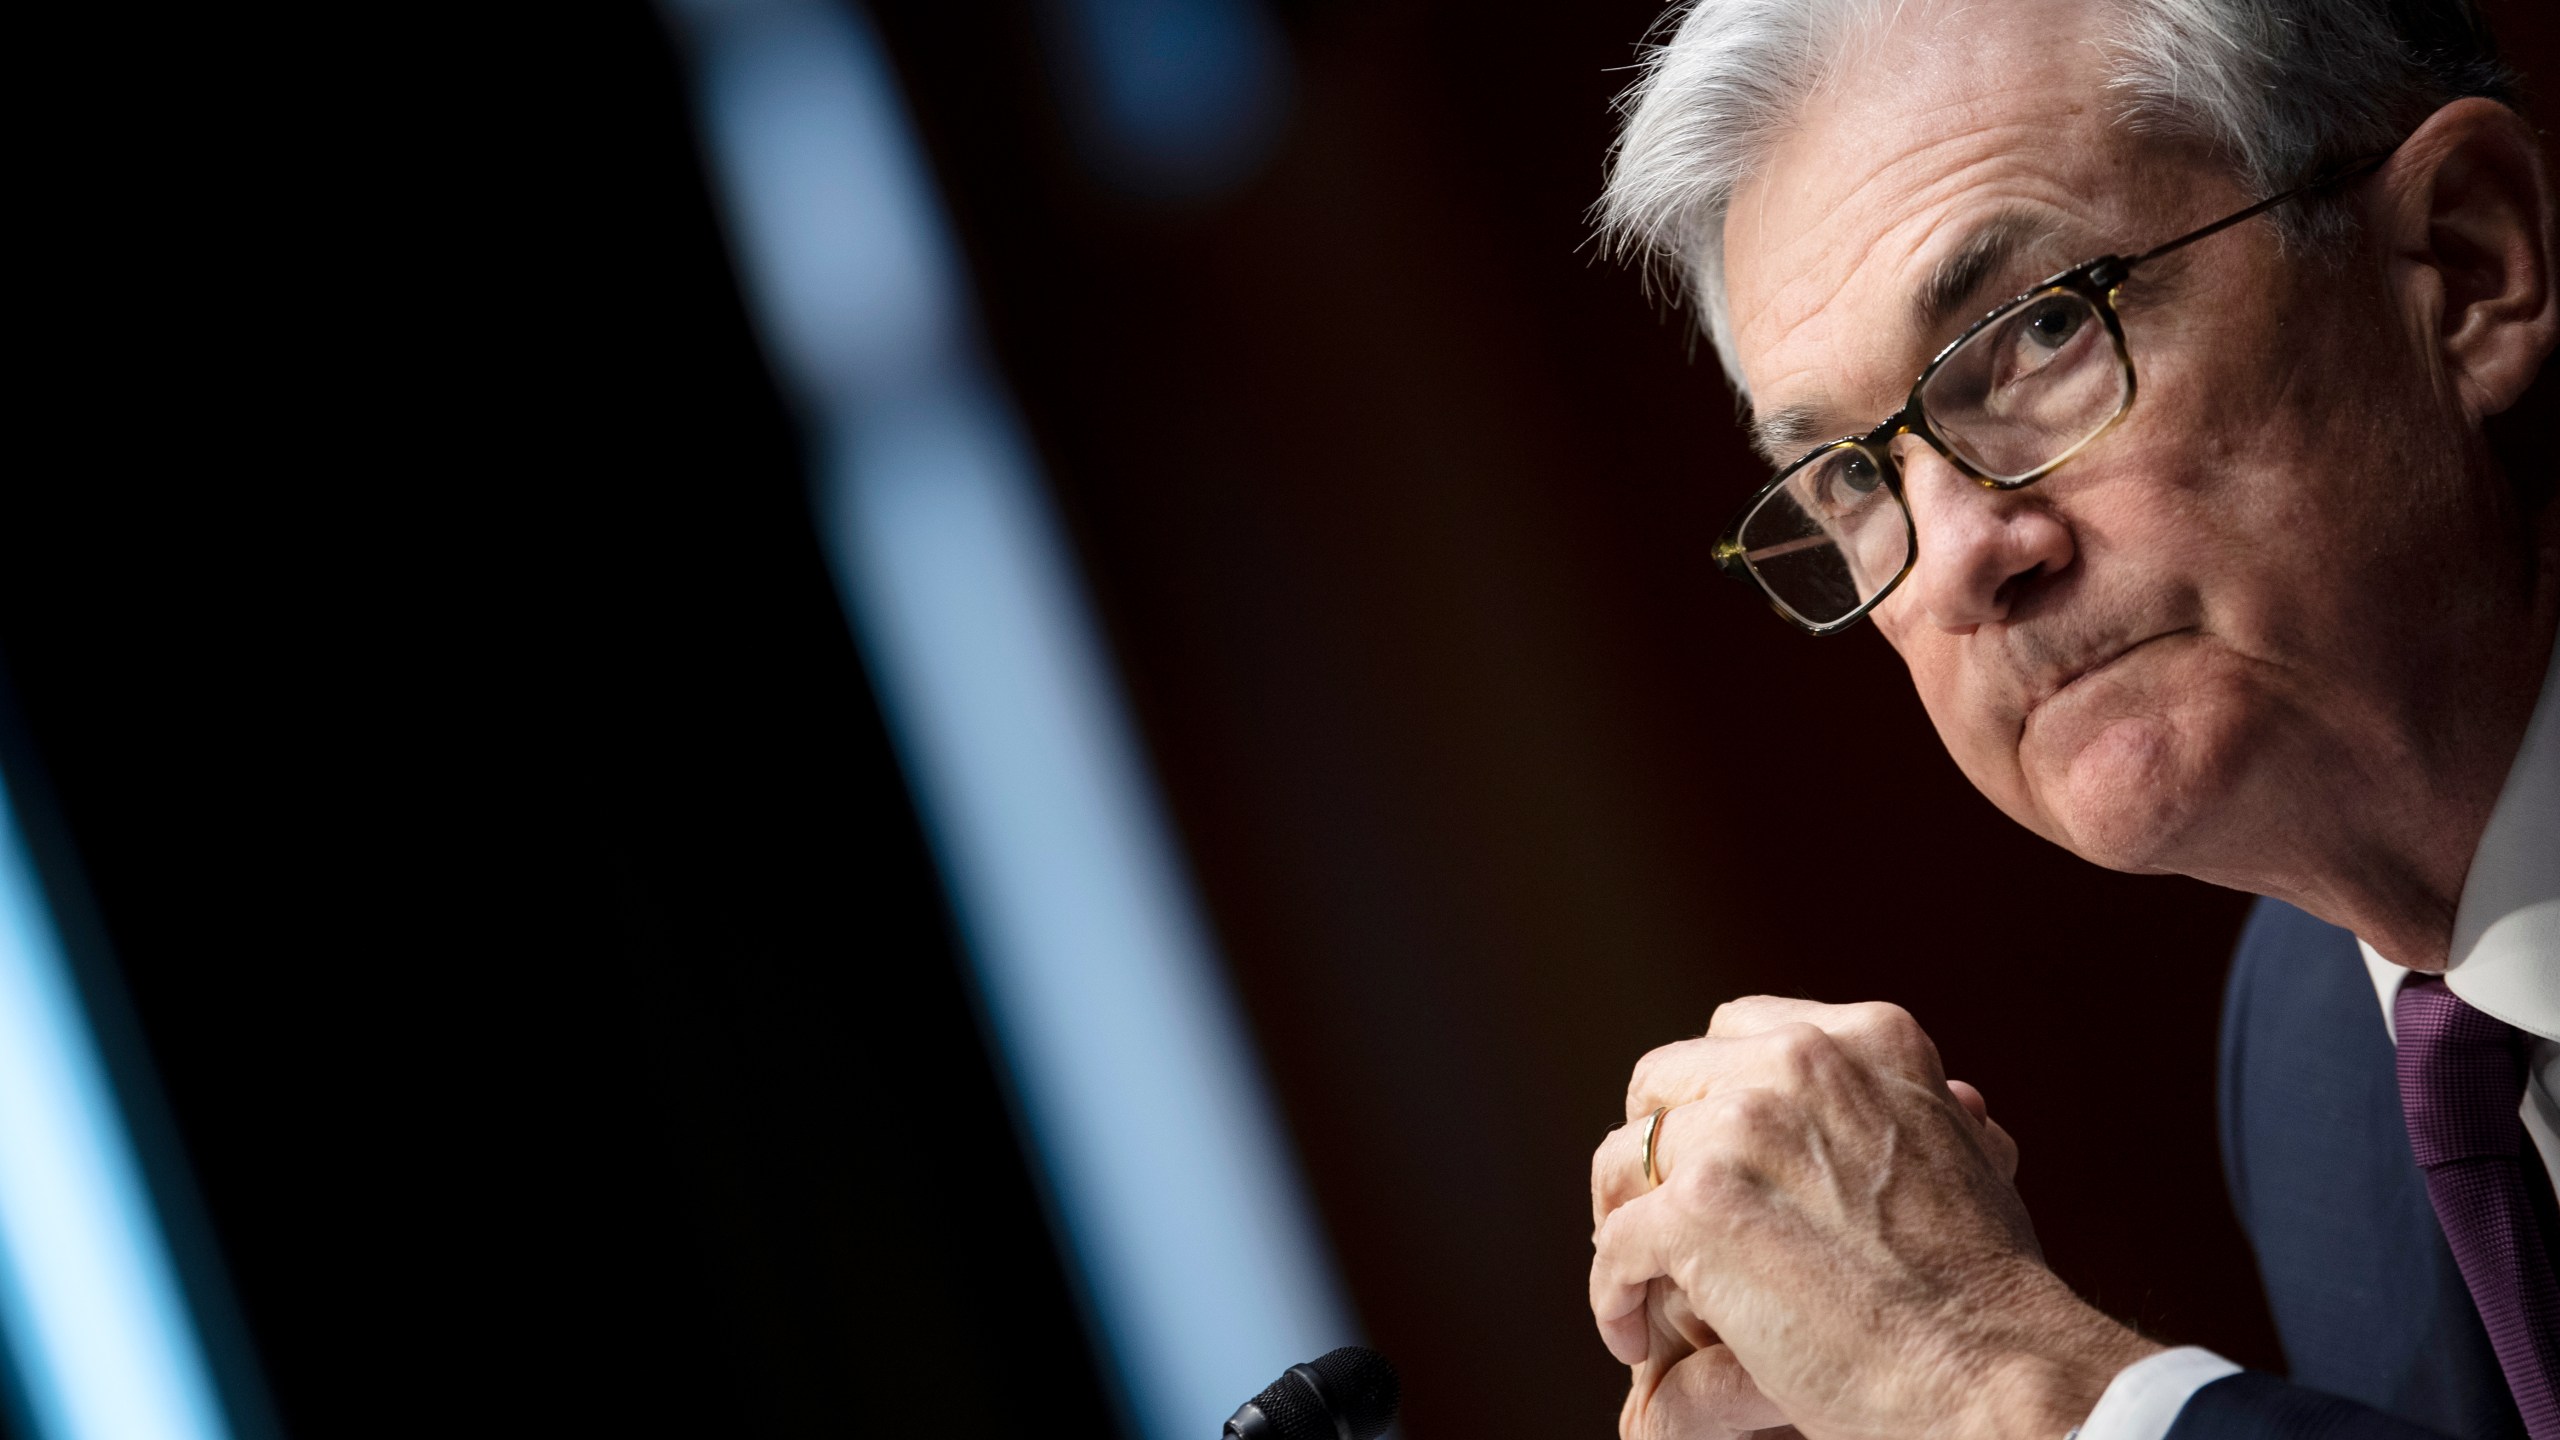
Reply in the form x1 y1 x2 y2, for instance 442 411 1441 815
1590 0 2560 1435
1592 1000 2136 1440
1726 0 2556 968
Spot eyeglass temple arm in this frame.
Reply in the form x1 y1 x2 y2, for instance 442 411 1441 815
2106 152 2392 281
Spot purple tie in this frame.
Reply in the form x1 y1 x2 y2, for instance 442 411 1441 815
2396 975 2560 1440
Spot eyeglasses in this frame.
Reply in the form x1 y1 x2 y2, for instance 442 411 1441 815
1711 160 2381 635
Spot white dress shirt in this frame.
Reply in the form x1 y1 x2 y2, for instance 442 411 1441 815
2077 638 2560 1440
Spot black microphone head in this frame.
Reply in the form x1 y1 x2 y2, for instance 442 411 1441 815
1304 1346 1399 1436
1224 1346 1399 1440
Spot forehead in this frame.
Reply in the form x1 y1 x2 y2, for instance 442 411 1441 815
1724 0 2153 426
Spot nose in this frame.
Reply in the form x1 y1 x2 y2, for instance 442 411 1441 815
1888 439 2075 634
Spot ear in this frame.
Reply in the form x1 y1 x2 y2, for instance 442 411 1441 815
2370 97 2558 421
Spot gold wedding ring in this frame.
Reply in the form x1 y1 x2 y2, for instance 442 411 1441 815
1639 1105 1669 1189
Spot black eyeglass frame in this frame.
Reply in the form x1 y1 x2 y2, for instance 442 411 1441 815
1710 157 2386 636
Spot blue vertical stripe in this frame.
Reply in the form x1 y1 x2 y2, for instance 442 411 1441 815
0 768 231 1440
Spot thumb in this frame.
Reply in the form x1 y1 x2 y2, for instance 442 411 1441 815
1627 1343 1788 1440
1946 1078 2020 1181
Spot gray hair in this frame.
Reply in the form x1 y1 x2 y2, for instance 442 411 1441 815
1597 0 2514 392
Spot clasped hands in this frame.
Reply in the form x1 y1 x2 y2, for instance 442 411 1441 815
1588 998 2159 1440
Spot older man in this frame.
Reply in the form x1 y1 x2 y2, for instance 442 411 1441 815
1586 1 2558 1438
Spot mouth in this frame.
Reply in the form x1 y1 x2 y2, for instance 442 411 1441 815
2023 627 2195 724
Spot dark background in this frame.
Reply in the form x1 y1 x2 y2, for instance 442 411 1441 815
9 2 2556 1436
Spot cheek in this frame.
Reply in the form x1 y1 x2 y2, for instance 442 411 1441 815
1878 624 2051 829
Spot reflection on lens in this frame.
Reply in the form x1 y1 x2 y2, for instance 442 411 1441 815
1921 288 2128 482
1737 441 1913 627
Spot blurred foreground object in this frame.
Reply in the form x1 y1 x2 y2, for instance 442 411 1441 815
657 3 1351 1437
1225 1346 1401 1440
0 754 257 1440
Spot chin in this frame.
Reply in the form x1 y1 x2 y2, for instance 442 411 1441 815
2016 653 2264 875
2035 716 2219 871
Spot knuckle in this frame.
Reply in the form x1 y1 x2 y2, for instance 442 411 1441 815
1845 999 1915 1037
1765 1021 1833 1080
1849 1000 1940 1069
1853 994 1914 1024
1708 996 1767 1035
1698 1087 1786 1162
1627 1042 1679 1106
1726 1086 1784 1132
1671 1158 1724 1209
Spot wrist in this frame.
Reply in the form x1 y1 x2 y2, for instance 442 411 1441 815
1951 1267 2161 1440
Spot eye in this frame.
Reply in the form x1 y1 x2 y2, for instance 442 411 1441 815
1808 448 1883 509
2021 297 2084 350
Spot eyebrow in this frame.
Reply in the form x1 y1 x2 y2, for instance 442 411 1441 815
1912 210 2055 337
1747 401 1833 467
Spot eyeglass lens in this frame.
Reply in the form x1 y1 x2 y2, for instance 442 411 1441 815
1733 286 2129 627
1918 288 2128 482
1735 442 1911 629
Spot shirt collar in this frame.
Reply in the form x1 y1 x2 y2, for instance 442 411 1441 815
2363 634 2560 1043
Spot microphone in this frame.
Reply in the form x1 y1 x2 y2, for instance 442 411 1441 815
1223 1346 1400 1440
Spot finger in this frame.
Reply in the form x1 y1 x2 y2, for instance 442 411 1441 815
1605 1061 1833 1228
1703 995 1845 1038
1593 1119 1641 1228
1621 1288 1708 1440
1590 1191 1680 1366
1708 996 1942 1078
1639 1278 1709 1391
1627 1344 1788 1440
1659 1345 1789 1434
1594 1093 1732 1227
1650 1273 1718 1352
1592 1103 1687 1226
1941 1078 2021 1181
1946 1077 1990 1125
1624 1034 1754 1122
1601 1302 1651 1369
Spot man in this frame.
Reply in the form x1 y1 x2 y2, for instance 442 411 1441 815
1584 1 2558 1438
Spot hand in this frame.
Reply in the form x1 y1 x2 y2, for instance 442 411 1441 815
1617 1276 1799 1440
1588 998 2158 1440
1597 1060 2014 1440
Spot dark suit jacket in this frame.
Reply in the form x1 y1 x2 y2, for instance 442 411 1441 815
2162 898 2524 1440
